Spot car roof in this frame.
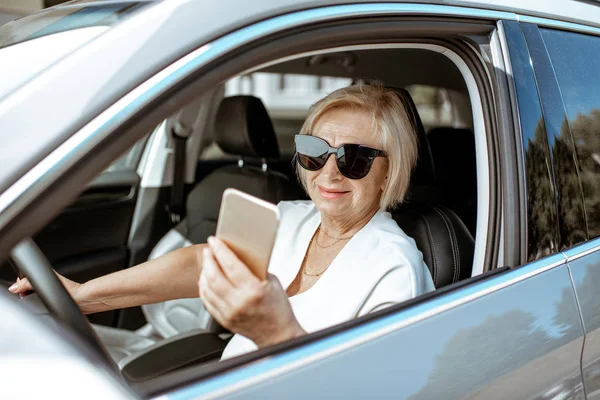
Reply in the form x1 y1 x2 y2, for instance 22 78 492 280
50 0 600 28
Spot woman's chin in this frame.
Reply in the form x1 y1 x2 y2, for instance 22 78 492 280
314 197 351 216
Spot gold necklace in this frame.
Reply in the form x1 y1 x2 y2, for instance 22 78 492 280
302 232 329 277
314 226 352 249
303 226 353 276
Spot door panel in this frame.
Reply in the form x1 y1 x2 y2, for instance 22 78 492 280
35 170 139 326
566 241 600 399
36 170 139 265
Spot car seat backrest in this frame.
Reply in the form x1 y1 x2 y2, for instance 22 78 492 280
185 95 298 244
392 203 474 289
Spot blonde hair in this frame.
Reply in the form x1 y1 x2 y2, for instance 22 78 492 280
295 83 419 210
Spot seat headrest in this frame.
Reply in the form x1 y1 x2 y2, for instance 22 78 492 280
387 87 436 184
214 95 280 158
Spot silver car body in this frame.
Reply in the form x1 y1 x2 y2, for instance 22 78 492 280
1 1 600 399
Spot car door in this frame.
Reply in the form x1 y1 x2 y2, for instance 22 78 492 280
147 15 586 400
528 24 600 400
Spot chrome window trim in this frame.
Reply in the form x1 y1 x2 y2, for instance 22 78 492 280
563 236 600 262
518 14 600 37
169 253 567 400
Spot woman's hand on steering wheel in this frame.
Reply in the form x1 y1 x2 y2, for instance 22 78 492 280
199 236 306 348
9 271 81 301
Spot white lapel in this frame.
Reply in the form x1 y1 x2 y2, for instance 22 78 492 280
288 210 394 333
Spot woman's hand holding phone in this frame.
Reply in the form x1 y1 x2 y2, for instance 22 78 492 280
199 236 305 347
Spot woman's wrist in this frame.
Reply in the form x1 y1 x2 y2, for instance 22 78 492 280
256 321 306 348
74 281 104 315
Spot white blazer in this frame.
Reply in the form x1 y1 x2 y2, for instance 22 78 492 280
221 200 434 359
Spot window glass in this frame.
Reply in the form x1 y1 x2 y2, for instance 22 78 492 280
0 2 151 49
542 29 600 239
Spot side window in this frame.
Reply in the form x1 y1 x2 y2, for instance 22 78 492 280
541 29 600 240
199 72 351 159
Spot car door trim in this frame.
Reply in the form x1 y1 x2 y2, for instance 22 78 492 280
563 237 600 261
518 15 600 37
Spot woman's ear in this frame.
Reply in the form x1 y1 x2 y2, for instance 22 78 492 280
380 174 389 191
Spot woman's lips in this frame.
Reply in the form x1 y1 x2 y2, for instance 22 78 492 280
318 185 349 200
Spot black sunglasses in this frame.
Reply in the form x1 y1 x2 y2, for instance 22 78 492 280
294 134 387 180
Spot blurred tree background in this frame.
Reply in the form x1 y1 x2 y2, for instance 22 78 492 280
525 107 600 261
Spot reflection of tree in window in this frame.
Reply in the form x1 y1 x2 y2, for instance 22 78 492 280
525 119 559 260
542 28 600 241
568 110 600 238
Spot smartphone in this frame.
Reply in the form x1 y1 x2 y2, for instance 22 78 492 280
215 188 280 280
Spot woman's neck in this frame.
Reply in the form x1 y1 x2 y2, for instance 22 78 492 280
319 206 379 239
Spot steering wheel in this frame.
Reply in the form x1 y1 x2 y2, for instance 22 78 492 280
10 237 117 371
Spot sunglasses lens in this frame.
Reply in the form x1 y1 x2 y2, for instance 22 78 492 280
338 145 376 179
298 153 326 170
295 135 328 170
294 135 379 179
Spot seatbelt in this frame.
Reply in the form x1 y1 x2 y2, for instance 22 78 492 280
167 106 198 224
168 123 188 224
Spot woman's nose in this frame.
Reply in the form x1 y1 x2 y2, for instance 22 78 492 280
321 153 341 179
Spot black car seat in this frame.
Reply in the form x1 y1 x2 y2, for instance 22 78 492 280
427 127 477 235
393 203 474 288
389 88 474 288
94 95 298 364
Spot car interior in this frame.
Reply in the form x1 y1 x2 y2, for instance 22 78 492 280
1 46 481 382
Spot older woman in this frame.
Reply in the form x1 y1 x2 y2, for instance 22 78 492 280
9 83 434 359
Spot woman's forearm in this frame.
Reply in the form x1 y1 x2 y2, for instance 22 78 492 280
76 244 205 314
